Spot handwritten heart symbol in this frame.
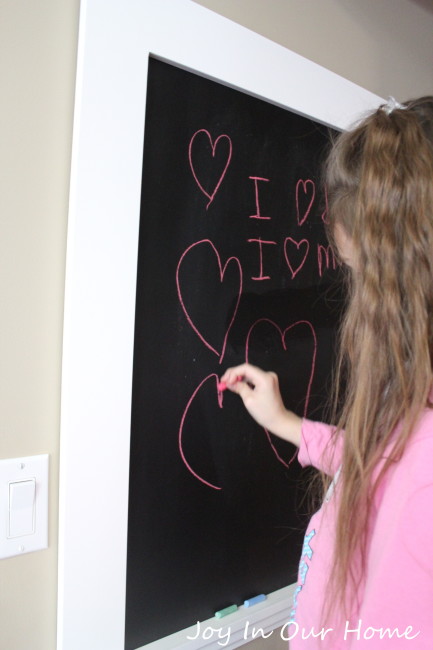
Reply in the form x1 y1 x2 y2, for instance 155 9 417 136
296 179 316 226
178 373 223 491
246 318 317 468
284 237 310 279
176 239 243 363
189 129 232 209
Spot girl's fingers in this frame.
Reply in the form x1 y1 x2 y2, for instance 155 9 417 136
220 364 300 446
228 381 254 402
220 363 267 389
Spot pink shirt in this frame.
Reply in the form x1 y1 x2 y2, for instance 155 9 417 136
288 413 433 649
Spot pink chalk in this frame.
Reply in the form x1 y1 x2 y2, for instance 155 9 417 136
217 376 243 392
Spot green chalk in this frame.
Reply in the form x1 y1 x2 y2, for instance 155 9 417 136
215 604 238 618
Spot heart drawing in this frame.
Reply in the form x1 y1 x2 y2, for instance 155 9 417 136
178 319 318 491
176 239 243 363
178 373 223 491
189 129 232 209
246 318 317 468
296 178 316 226
284 237 310 279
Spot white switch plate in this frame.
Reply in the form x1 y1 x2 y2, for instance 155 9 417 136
0 454 49 559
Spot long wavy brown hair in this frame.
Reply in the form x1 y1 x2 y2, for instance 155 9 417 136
323 96 433 622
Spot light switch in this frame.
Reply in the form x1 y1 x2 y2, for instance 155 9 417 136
0 454 48 559
8 479 36 538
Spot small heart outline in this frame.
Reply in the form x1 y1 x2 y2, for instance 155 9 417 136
284 237 310 279
189 129 232 210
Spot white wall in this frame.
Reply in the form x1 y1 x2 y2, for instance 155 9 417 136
0 1 432 649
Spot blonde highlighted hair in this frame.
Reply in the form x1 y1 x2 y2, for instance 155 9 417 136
323 96 433 620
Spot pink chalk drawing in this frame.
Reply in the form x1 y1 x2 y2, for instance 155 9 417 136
283 237 310 279
247 238 277 281
296 179 316 226
317 243 338 277
178 373 223 491
176 239 243 363
188 129 232 209
321 186 329 224
249 176 271 220
245 318 317 467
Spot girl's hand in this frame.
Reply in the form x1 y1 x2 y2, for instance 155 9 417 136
220 363 302 447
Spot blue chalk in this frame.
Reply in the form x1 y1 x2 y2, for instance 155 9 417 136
244 594 266 607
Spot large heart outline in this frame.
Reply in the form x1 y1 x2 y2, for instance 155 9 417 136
178 373 223 491
176 239 243 363
178 319 318 491
189 129 232 210
246 318 317 468
284 237 310 279
296 178 316 226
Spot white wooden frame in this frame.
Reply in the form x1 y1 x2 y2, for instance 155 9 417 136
57 1 382 648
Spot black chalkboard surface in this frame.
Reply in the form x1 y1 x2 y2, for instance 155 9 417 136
125 56 343 649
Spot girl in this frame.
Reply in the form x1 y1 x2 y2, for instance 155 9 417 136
221 96 433 648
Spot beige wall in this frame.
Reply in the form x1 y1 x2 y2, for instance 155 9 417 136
0 1 80 649
0 1 431 649
194 0 433 100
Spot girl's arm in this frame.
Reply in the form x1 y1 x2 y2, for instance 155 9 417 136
220 363 302 448
221 363 342 475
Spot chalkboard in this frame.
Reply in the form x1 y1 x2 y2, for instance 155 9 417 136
125 56 343 649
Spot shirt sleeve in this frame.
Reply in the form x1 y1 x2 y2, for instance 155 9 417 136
298 418 342 475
